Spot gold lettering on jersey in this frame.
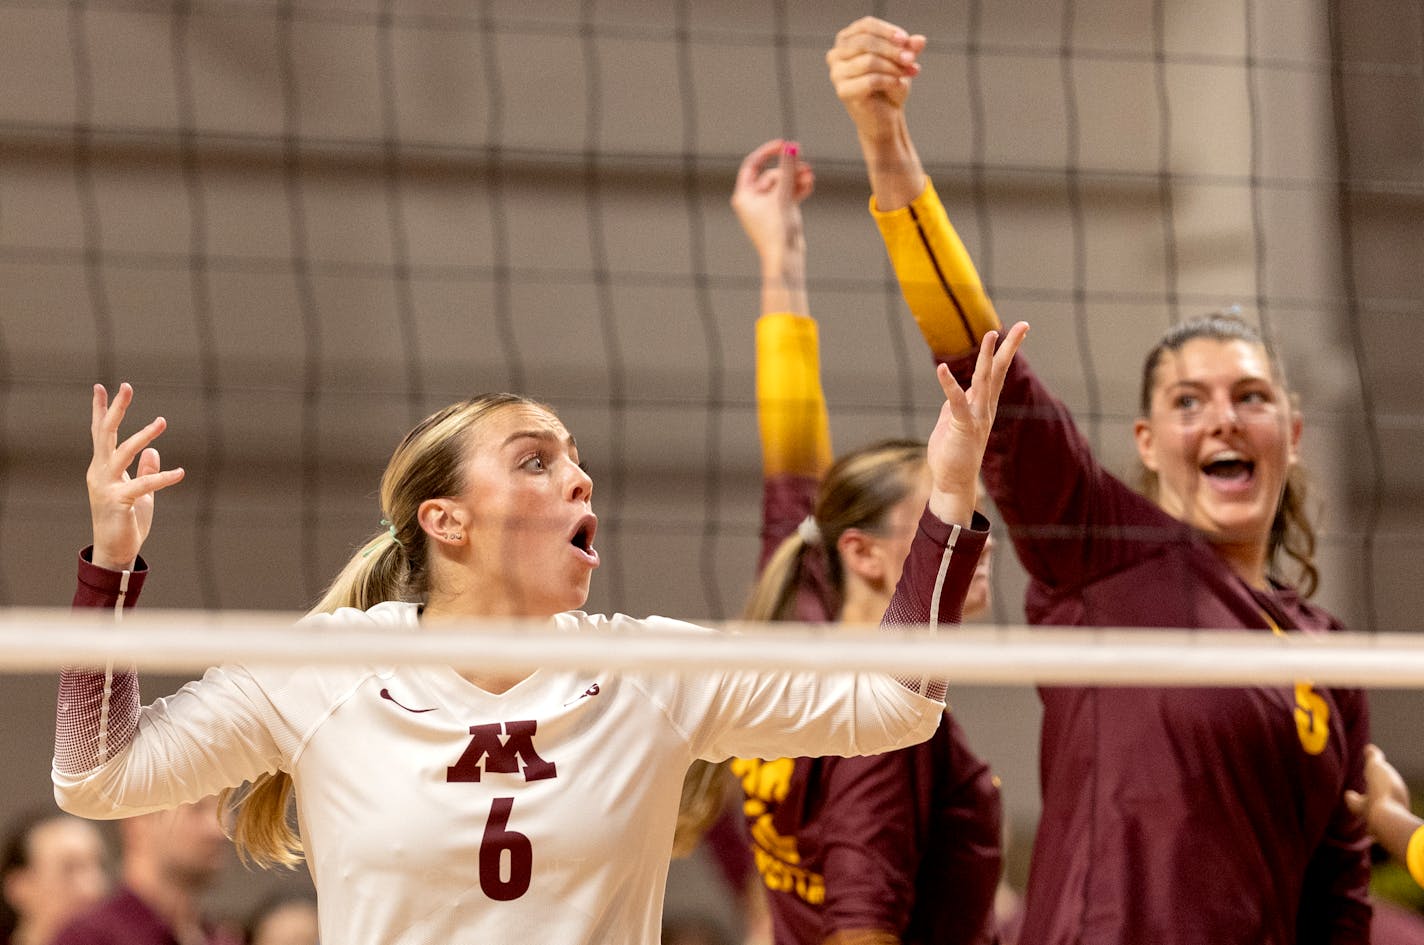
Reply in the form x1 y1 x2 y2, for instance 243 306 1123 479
1293 682 1329 756
731 757 825 906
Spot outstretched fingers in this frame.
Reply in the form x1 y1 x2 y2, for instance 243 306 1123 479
774 141 815 205
981 321 1030 395
90 382 132 458
111 415 170 477
936 321 1030 426
129 447 185 499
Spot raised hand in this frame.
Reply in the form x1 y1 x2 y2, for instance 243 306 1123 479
732 138 815 317
827 16 926 142
926 322 1029 525
87 383 185 571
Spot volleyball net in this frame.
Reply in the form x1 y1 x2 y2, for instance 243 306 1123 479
1 2 1420 630
8 610 1424 687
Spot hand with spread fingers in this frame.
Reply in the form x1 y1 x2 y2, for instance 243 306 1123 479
86 383 185 571
731 137 815 318
927 322 1029 526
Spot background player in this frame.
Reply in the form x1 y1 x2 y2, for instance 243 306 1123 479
726 135 1001 945
0 811 108 945
828 14 1370 944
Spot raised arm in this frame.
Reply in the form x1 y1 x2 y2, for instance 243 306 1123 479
828 17 999 359
57 384 186 776
831 17 1165 592
882 324 1026 702
733 139 832 563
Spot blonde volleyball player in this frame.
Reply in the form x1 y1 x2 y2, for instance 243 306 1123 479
725 137 1002 945
829 15 1371 944
55 312 1023 945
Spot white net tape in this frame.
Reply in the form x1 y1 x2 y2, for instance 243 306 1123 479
7 609 1424 687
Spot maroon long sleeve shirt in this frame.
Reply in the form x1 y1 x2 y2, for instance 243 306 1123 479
737 476 1002 945
958 355 1370 945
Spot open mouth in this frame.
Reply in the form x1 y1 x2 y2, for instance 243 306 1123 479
1200 452 1255 485
570 515 599 562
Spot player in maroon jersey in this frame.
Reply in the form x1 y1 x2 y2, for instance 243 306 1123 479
723 137 1002 945
829 14 1370 944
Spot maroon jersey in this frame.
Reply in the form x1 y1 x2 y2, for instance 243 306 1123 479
53 887 240 945
956 354 1370 945
735 475 1002 945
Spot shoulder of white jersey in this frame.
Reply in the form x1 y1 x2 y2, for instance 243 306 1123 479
249 600 418 692
300 599 421 630
562 611 719 636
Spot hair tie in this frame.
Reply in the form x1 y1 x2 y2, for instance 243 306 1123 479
362 518 404 557
797 515 821 546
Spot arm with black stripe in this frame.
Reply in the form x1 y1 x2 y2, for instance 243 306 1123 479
732 137 834 570
828 16 1001 359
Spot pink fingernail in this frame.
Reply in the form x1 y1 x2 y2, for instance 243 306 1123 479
786 142 799 157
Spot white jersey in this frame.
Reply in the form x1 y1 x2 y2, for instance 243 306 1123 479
54 603 944 945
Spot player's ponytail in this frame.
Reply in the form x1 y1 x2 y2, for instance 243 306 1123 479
743 439 926 621
221 392 550 868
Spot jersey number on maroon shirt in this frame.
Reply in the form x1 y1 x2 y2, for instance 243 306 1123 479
447 720 558 901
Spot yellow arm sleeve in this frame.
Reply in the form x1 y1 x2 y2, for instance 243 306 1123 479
1408 823 1424 888
756 313 833 478
871 178 1001 359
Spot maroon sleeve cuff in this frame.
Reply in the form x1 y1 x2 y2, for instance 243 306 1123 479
920 509 989 626
73 547 148 610
882 510 989 631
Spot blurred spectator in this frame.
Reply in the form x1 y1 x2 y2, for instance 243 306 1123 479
1 810 109 945
245 894 317 945
53 796 238 945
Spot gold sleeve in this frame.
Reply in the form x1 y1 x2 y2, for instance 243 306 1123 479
871 178 1001 359
756 313 833 478
1408 823 1424 888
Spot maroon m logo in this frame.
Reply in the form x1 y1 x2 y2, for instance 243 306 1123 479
447 720 557 783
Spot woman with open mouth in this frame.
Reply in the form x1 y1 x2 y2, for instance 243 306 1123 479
831 14 1370 945
51 303 1024 945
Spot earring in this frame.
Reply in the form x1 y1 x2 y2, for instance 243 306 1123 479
446 532 463 541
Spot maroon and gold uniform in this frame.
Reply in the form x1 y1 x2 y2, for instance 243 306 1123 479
737 308 1001 945
878 179 1371 944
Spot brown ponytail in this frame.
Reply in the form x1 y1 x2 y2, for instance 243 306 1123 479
743 439 926 621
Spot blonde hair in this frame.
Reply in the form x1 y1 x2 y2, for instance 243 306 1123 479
1138 313 1318 596
222 393 550 868
743 439 926 622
